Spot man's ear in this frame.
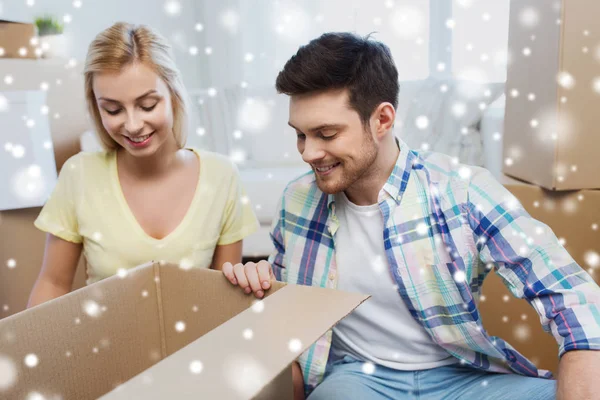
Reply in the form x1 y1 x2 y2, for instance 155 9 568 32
370 102 396 139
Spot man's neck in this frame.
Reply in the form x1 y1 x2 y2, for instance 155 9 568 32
344 135 400 206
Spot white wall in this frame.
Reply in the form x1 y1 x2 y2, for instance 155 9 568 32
1 0 204 88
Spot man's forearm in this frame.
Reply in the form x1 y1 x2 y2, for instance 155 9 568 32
557 350 600 400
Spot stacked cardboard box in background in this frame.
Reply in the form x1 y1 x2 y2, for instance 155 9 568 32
480 0 600 376
0 20 37 59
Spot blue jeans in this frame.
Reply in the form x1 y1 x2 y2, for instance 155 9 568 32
308 356 556 400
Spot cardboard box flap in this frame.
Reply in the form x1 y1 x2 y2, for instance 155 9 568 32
100 283 369 399
0 262 163 400
155 262 287 357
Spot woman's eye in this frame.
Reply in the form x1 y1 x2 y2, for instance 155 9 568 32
141 104 157 112
105 108 121 115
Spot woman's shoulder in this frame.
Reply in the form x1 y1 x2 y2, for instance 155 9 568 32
59 151 114 180
189 148 238 177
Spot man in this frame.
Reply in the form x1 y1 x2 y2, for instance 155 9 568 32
222 32 600 400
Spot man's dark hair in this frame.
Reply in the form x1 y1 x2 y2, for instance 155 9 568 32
275 32 399 126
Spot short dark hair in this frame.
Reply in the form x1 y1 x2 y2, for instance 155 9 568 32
275 32 399 126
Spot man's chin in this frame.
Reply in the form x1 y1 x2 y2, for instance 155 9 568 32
315 179 345 195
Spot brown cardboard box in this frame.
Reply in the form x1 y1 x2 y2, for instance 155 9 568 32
502 0 600 190
479 178 600 375
0 58 90 318
0 20 37 59
0 262 368 399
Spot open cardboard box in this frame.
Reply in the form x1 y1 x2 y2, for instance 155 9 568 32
0 262 368 399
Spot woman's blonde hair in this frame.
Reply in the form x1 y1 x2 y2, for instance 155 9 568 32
84 22 189 151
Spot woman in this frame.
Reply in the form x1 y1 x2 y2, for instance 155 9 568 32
28 22 258 307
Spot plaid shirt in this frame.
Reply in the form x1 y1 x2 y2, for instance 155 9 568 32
268 138 600 395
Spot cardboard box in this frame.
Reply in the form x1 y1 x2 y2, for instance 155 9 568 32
0 20 37 59
502 0 600 190
0 262 368 399
479 178 600 374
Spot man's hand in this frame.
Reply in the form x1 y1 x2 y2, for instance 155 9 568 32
222 260 274 298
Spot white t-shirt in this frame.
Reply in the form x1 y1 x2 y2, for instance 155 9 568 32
331 191 457 370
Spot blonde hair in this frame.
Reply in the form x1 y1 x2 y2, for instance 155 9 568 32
84 22 189 151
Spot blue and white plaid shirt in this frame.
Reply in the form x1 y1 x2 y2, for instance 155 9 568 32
268 139 600 395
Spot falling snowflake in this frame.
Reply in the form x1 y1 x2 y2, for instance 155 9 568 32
528 93 536 101
220 9 240 34
445 19 456 29
188 46 198 56
189 360 203 374
458 166 471 180
204 47 213 55
514 324 530 341
26 392 46 400
229 149 247 164
0 355 17 390
390 6 425 39
6 259 16 269
251 300 264 313
451 102 467 118
243 329 253 340
416 223 428 236
175 321 186 332
238 98 271 133
557 72 575 89
83 300 101 318
362 362 375 375
117 268 128 278
196 127 206 136
288 338 302 353
207 87 217 97
225 356 268 396
519 7 540 28
4 75 13 85
24 354 39 368
454 271 466 283
592 78 600 95
502 316 509 323
371 255 386 274
415 116 429 130
584 251 600 269
179 258 194 270
73 0 82 8
164 1 182 16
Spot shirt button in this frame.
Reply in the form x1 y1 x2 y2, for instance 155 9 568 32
328 272 336 280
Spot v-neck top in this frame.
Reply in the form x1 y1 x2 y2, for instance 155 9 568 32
35 148 259 284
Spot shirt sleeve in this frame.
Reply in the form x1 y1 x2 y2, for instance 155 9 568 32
267 192 287 282
217 162 259 246
34 156 83 243
466 167 600 357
